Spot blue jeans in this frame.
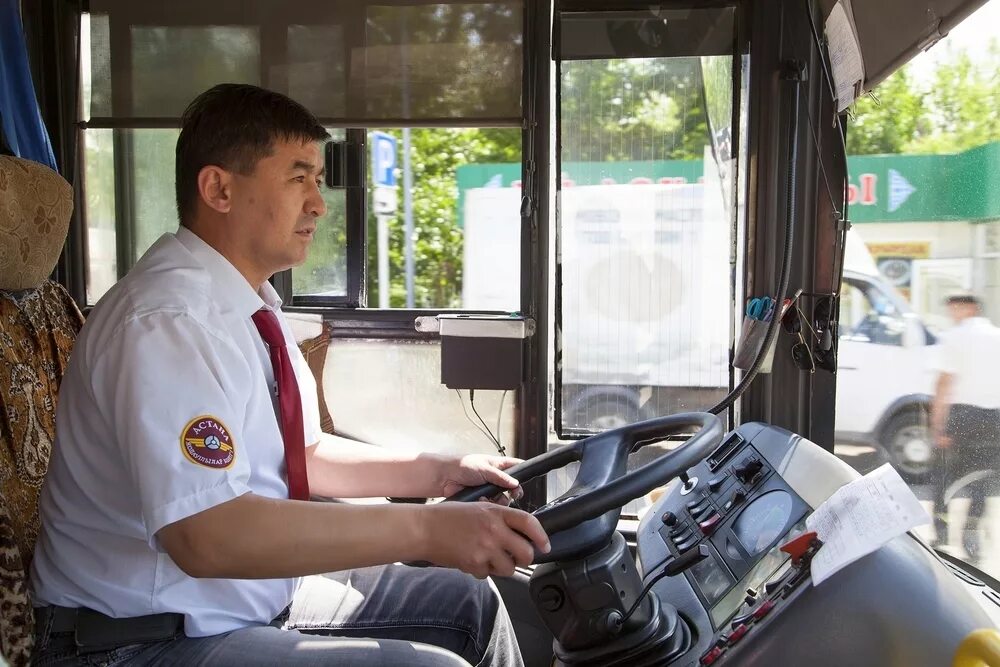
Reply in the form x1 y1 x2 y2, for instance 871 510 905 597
32 565 523 666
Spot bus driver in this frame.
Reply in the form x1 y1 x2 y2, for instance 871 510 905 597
30 83 549 667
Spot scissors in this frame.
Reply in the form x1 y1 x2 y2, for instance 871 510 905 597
746 296 774 321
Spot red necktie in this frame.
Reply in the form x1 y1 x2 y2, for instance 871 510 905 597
252 309 310 501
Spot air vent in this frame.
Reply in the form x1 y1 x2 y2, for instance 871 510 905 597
708 433 745 471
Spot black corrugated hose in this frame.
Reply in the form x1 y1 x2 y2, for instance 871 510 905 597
709 63 804 416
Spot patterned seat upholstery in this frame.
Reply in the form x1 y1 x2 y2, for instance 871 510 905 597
0 155 83 666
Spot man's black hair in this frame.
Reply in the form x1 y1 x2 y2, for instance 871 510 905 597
947 294 983 308
175 84 329 226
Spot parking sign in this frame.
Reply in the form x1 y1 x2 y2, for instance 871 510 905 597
372 132 397 188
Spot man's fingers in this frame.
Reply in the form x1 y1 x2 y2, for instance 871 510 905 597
486 491 512 507
490 456 524 471
489 551 517 578
480 465 520 491
500 529 537 567
503 508 551 554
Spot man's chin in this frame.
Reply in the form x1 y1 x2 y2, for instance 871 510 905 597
274 253 310 274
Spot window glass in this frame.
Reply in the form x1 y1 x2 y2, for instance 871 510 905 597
285 25 346 118
86 1 522 123
555 7 739 437
354 127 522 309
362 3 523 120
131 27 261 117
83 129 117 304
839 279 906 346
835 0 1000 580
548 5 743 520
132 129 181 259
292 129 348 297
82 127 345 304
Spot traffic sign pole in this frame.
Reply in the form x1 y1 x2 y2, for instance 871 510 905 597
371 132 398 308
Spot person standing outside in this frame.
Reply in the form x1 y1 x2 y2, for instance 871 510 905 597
931 294 1000 561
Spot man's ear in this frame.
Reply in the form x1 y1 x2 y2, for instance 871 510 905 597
197 165 234 214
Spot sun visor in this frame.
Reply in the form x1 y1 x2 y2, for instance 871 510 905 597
819 0 989 106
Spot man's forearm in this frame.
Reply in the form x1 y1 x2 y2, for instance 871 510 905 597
304 433 445 498
159 494 431 579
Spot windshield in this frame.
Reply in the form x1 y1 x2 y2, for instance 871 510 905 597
834 0 1000 580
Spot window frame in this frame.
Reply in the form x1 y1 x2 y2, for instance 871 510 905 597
550 1 746 439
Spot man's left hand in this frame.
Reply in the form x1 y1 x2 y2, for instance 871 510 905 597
439 455 525 504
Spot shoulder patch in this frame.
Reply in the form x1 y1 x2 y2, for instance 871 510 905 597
181 416 236 469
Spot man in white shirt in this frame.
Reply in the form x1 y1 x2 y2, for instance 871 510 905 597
31 84 549 666
930 294 1000 561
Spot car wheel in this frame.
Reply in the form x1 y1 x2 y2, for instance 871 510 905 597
882 410 934 483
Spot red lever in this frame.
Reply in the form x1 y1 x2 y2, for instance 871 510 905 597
780 530 819 567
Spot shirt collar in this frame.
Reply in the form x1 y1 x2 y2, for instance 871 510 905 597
174 226 283 318
961 316 991 329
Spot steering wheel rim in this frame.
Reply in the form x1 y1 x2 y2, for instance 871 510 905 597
447 412 724 562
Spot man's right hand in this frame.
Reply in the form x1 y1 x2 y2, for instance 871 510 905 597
419 503 550 579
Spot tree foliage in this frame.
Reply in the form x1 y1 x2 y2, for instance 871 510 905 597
848 41 1000 155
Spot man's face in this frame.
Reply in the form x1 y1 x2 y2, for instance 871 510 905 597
228 139 326 280
948 302 979 323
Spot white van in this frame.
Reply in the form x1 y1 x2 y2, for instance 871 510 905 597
836 231 940 481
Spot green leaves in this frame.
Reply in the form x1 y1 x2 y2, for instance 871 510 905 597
848 42 1000 156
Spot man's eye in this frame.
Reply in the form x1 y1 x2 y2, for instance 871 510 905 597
315 179 324 189
293 176 306 183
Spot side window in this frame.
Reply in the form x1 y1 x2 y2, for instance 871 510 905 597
839 280 905 346
78 1 527 462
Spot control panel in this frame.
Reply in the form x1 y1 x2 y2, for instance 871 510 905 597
638 425 815 665
633 422 998 667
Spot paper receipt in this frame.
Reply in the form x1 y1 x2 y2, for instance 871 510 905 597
805 463 930 585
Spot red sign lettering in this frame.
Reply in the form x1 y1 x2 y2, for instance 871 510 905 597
845 173 877 206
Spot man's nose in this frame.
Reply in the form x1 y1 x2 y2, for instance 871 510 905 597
306 184 327 218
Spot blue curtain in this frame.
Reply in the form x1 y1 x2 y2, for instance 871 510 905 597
0 0 57 169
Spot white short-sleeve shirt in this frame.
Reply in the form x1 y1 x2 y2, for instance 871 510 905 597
31 227 323 637
938 317 1000 409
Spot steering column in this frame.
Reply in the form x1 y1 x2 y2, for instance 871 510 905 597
449 412 723 665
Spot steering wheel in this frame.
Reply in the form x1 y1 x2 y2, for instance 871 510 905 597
447 412 724 563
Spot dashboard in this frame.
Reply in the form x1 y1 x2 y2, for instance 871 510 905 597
633 422 1000 666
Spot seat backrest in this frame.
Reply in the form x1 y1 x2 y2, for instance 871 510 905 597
0 154 82 666
296 321 336 435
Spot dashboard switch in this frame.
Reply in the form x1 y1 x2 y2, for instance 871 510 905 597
661 511 678 527
708 475 727 492
676 533 700 551
700 647 724 666
671 527 694 544
734 458 764 484
752 599 776 621
693 504 717 522
724 488 747 512
699 512 723 535
779 530 820 567
728 623 749 645
686 495 706 511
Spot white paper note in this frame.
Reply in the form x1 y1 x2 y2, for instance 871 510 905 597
825 2 865 112
805 463 929 585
